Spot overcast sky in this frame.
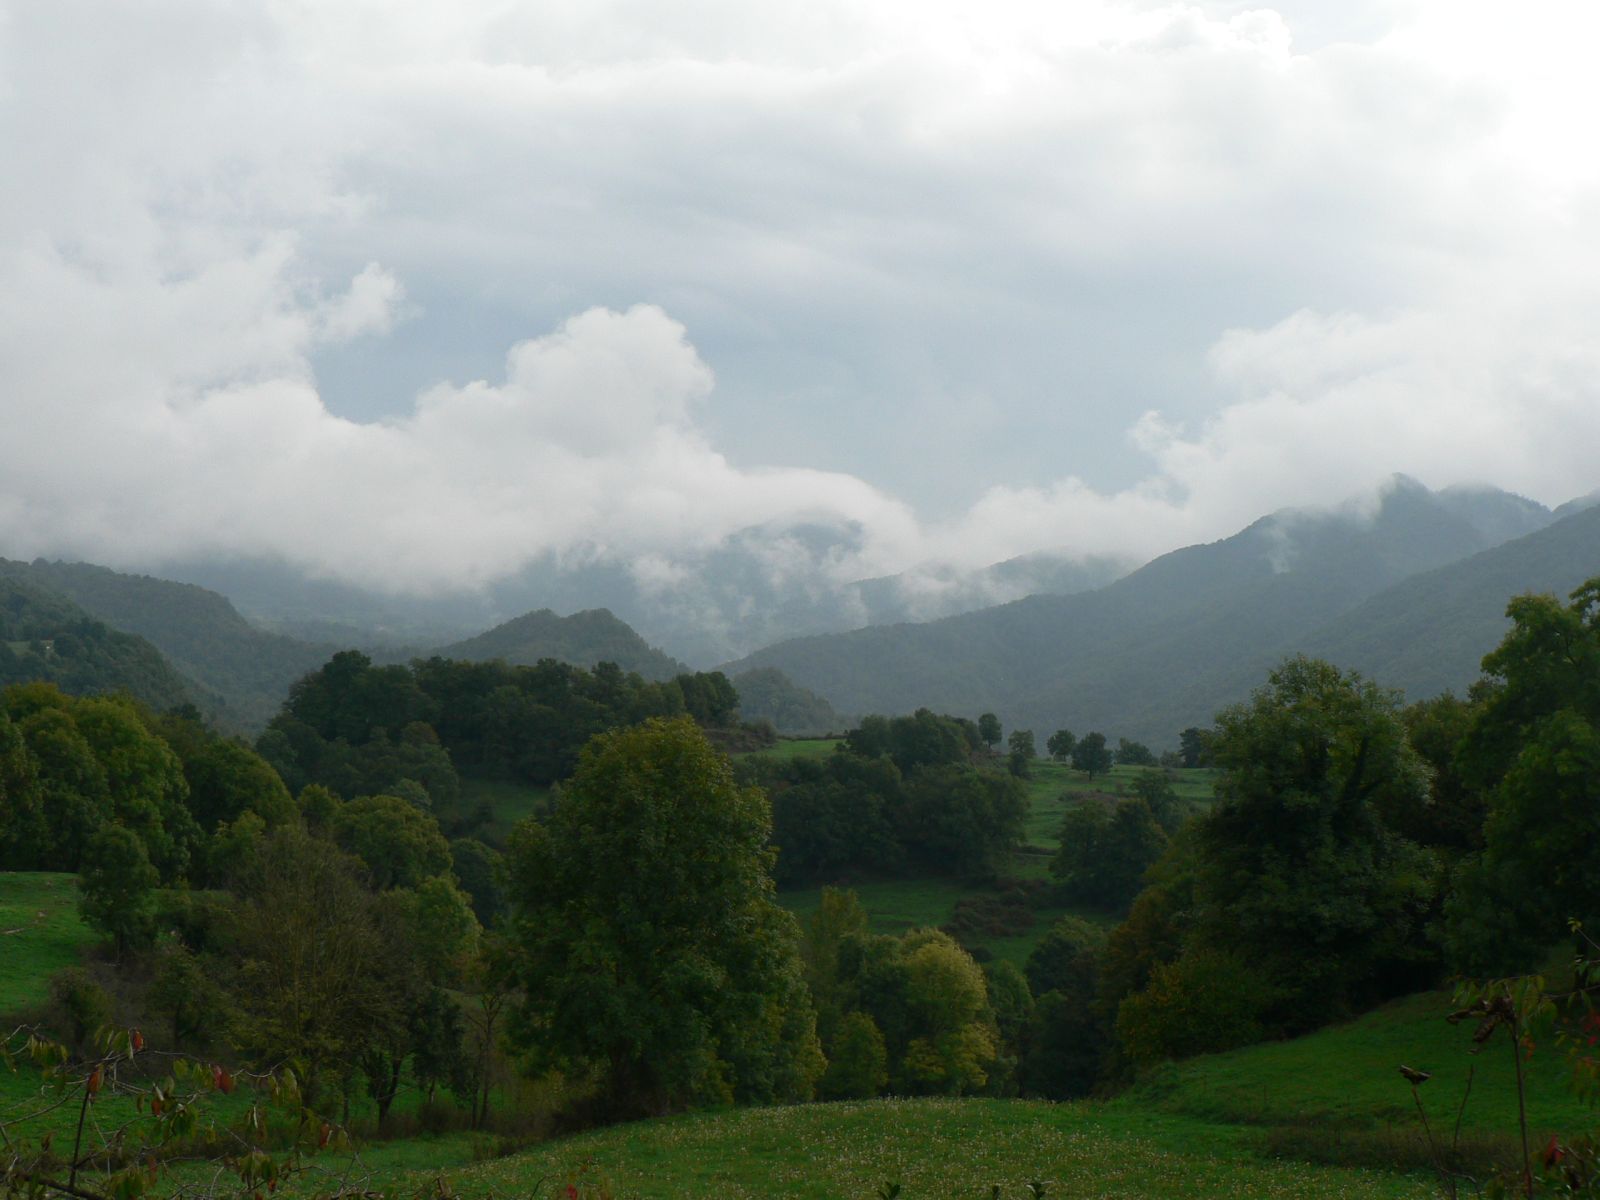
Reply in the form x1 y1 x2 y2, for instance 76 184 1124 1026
3 0 1598 596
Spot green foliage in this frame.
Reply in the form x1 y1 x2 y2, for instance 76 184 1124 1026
45 965 112 1053
331 793 452 890
1070 732 1113 779
1020 988 1104 1100
77 823 159 955
506 716 822 1116
146 940 229 1051
1130 769 1185 833
1116 948 1273 1066
1398 692 1485 854
820 1011 889 1100
1115 738 1156 766
1018 919 1104 1098
767 751 902 884
1045 729 1076 762
1051 798 1167 912
73 695 198 880
846 708 980 774
1178 726 1211 768
1194 656 1438 1028
978 713 1002 749
449 836 506 927
226 828 399 1103
1024 917 1104 999
762 717 1025 884
900 764 1028 879
1445 580 1600 974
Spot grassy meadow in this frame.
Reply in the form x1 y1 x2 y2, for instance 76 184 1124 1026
0 872 94 1018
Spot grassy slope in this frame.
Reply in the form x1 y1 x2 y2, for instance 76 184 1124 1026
1130 987 1594 1138
0 873 93 1018
344 972 1598 1198
380 1099 1432 1199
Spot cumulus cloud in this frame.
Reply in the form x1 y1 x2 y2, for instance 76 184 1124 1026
1 0 1598 607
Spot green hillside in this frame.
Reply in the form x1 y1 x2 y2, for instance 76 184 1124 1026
438 608 687 681
0 873 93 1017
1297 502 1600 701
731 666 848 734
721 481 1587 745
0 575 199 713
6 558 335 729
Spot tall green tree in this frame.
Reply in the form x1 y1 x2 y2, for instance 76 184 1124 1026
1045 728 1076 762
1192 656 1436 1028
1070 731 1113 779
78 823 160 957
1445 581 1600 972
505 717 822 1116
977 713 1002 751
330 793 452 890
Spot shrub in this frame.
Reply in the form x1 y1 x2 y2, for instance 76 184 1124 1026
1115 948 1274 1066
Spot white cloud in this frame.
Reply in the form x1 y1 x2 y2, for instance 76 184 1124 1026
1 0 1597 611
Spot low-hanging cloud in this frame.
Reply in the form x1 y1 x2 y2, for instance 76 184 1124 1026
2 0 1599 606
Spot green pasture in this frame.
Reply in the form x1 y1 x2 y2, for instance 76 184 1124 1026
778 875 1116 971
1021 762 1219 850
1131 985 1595 1139
456 776 550 847
393 1098 1434 1199
739 737 842 763
0 872 94 1018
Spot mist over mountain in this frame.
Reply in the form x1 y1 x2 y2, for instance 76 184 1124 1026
147 530 1133 668
720 478 1579 746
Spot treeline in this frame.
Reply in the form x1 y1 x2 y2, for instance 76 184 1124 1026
255 651 754 820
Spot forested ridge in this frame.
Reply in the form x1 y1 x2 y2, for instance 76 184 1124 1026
723 483 1600 742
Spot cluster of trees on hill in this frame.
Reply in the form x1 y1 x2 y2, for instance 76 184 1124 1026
743 709 1029 884
1005 580 1600 1093
255 651 751 821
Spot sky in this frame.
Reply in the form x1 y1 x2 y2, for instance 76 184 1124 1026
2 0 1599 598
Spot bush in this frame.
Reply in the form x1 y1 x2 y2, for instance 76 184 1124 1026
820 1011 889 1100
1115 948 1275 1066
46 966 112 1056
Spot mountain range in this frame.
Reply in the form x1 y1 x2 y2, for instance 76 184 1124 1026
4 476 1597 743
721 478 1599 745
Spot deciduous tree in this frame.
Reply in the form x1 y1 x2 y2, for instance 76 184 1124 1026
505 717 822 1116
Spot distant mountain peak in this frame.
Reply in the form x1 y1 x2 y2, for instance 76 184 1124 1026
437 607 687 680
